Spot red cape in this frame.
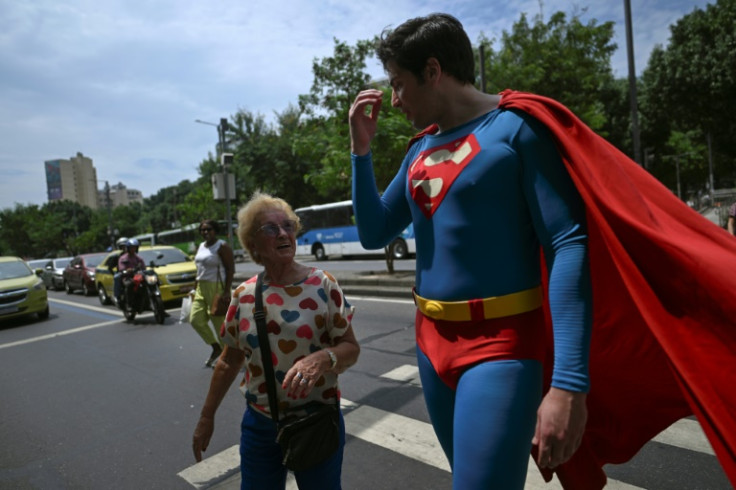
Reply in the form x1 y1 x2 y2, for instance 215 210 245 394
410 91 736 488
503 90 736 488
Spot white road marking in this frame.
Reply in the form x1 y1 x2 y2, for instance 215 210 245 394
0 298 179 350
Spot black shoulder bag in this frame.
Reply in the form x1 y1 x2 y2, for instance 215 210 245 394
254 272 340 472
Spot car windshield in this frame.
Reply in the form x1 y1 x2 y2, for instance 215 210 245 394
139 248 190 267
54 258 71 269
83 254 107 268
27 260 47 269
0 261 33 280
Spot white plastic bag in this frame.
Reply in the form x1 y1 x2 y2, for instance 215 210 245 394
180 295 193 324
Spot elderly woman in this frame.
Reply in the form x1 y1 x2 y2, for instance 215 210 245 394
192 191 360 490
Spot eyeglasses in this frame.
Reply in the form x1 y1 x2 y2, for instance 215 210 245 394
200 227 214 233
257 220 297 237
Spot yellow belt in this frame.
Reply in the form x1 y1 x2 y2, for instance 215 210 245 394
413 286 543 322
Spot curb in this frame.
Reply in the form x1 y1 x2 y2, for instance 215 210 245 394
232 270 415 300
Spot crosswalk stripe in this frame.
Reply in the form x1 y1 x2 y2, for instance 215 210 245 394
345 401 450 471
179 365 710 489
382 364 713 455
652 418 714 455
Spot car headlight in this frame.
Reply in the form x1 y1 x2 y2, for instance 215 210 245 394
145 274 159 285
86 271 95 279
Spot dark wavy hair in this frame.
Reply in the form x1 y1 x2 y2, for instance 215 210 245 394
376 13 475 85
199 219 219 233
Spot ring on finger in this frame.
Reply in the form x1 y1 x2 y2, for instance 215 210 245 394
300 378 308 384
296 372 303 379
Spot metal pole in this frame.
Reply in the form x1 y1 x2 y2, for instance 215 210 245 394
624 0 642 165
105 181 114 248
219 119 234 250
478 44 486 93
707 132 715 195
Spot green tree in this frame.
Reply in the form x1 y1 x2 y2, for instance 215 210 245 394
483 11 617 131
295 38 376 199
640 0 736 189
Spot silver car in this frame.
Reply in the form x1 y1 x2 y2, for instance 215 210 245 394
41 257 72 291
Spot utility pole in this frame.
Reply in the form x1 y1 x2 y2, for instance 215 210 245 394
196 118 235 250
623 0 642 165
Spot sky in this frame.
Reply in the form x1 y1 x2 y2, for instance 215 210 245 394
0 0 714 211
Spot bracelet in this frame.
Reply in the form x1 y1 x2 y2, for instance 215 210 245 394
325 349 337 370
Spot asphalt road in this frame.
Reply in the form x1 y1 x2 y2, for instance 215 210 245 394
0 258 731 490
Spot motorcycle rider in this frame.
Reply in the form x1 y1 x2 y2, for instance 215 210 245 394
112 237 129 305
116 238 145 307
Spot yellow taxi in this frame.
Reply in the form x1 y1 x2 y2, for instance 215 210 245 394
0 256 49 321
95 246 196 305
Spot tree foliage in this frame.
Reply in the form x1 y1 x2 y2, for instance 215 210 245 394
483 11 617 130
640 0 736 191
4 5 735 258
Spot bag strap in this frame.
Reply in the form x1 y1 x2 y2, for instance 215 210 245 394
254 272 281 424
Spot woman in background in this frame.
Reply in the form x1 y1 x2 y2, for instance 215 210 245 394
190 219 235 367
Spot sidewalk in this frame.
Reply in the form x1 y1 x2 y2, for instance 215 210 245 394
232 265 416 300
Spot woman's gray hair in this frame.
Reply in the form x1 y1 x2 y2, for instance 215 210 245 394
236 191 301 265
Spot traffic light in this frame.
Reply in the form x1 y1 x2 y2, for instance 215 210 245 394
221 153 234 168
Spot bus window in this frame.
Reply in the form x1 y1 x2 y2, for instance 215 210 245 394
294 200 415 261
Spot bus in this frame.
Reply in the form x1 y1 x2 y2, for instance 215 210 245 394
132 221 245 259
294 200 415 261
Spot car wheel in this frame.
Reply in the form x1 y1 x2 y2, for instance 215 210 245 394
37 306 50 320
98 284 111 305
65 280 74 294
313 245 326 261
55 279 64 291
84 282 96 296
390 238 408 260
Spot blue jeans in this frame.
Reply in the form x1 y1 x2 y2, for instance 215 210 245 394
417 346 542 490
239 405 345 490
113 272 122 298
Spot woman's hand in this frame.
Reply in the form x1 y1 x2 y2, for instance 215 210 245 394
282 350 331 399
192 415 214 462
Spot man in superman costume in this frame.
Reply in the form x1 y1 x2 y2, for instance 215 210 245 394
348 13 736 490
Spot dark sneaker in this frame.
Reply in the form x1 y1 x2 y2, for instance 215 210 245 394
205 344 223 368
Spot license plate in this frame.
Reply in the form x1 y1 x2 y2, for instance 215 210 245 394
180 286 193 293
0 306 19 315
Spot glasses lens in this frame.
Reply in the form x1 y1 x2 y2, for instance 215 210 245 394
259 220 296 237
282 220 296 233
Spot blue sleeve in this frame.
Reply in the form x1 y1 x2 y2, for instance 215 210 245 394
516 115 592 393
351 152 412 248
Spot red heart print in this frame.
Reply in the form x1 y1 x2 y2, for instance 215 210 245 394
267 320 281 334
266 293 284 306
299 298 318 310
330 289 342 307
304 275 321 286
241 294 255 304
296 325 313 339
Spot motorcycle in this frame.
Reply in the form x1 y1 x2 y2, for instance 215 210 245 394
119 262 166 324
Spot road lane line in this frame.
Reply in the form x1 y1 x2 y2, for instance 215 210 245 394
49 297 125 315
0 318 122 350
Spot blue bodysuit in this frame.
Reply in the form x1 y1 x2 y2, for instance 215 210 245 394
352 108 592 489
